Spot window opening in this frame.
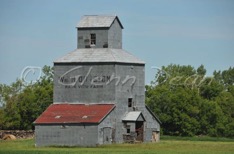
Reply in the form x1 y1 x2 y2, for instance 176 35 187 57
128 98 133 107
126 125 130 133
90 33 96 45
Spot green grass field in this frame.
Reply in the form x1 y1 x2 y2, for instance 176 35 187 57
0 137 234 154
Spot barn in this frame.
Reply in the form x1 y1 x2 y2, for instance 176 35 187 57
34 15 161 147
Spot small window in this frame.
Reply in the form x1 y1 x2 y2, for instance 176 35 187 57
90 33 96 45
126 125 130 133
127 128 130 134
128 98 132 107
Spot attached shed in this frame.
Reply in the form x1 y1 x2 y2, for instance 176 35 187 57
34 104 115 146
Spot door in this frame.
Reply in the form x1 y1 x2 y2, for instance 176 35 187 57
135 121 144 142
152 131 159 142
103 127 112 144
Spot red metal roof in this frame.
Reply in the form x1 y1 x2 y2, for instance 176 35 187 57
34 104 115 124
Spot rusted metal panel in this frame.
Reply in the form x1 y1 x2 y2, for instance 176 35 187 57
34 104 115 124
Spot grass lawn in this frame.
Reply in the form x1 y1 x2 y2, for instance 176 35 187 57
0 137 234 154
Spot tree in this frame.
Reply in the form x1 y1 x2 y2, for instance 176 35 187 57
214 67 234 88
147 84 201 136
0 65 53 130
146 64 233 137
199 79 224 100
197 64 206 76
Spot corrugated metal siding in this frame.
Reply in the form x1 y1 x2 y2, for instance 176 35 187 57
35 124 98 147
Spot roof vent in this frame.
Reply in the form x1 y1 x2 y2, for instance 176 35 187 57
82 115 88 119
55 115 61 119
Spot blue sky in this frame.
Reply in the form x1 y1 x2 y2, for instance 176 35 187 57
0 0 234 85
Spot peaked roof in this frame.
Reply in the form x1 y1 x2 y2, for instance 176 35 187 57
34 104 115 124
145 105 162 124
122 111 145 122
54 48 145 64
77 15 123 29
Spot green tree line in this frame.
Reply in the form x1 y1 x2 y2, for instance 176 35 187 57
146 64 234 137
